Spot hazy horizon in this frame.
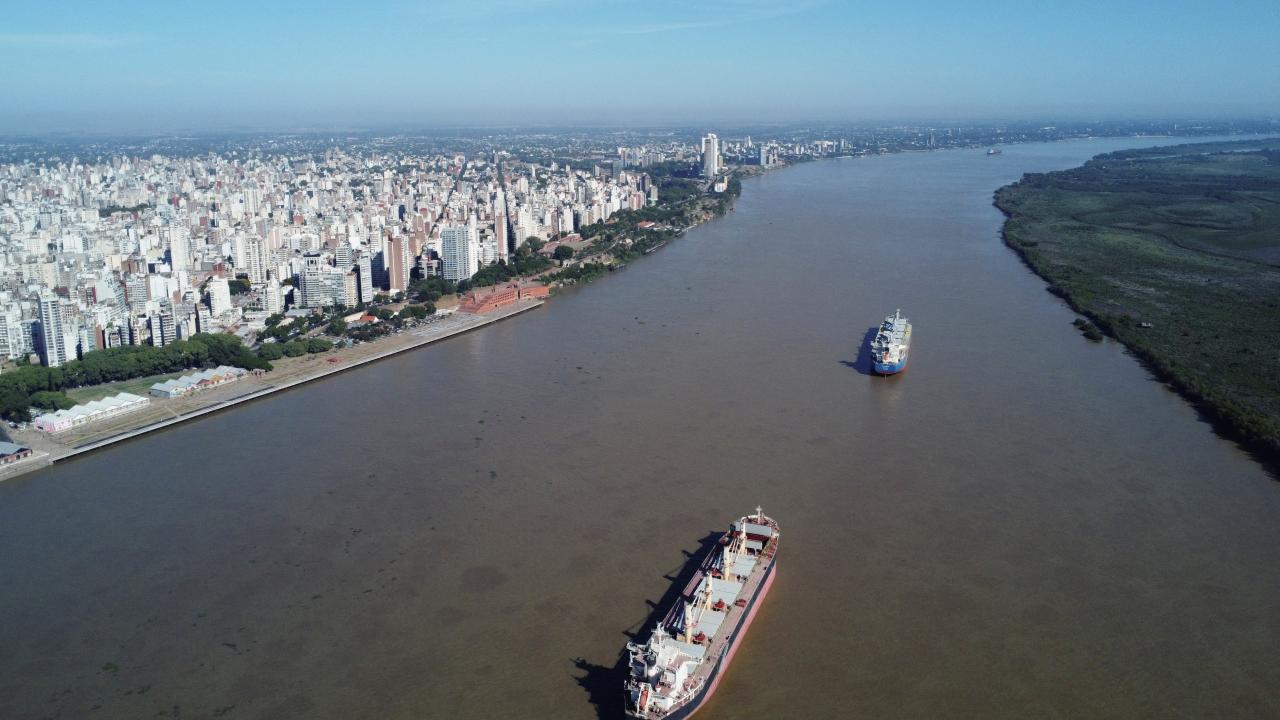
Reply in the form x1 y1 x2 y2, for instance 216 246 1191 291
2 0 1278 134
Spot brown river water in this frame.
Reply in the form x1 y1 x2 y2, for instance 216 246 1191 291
1 138 1278 719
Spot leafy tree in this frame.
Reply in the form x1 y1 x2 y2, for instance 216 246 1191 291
0 387 33 422
408 276 453 302
257 343 284 361
282 341 307 357
327 317 348 335
553 245 575 261
470 260 517 287
306 338 333 354
263 322 295 342
29 391 76 411
513 244 552 275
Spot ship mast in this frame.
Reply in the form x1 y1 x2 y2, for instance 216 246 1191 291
700 577 716 612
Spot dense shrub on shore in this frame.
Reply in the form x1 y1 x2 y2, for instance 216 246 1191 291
0 333 270 422
994 140 1280 467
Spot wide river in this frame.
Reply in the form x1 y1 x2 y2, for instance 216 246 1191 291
2 138 1278 719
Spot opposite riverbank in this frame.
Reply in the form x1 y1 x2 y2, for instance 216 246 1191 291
995 138 1280 472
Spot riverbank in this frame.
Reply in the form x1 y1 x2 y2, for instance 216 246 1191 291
0 161 767 483
541 166 751 287
994 138 1280 472
0 300 543 481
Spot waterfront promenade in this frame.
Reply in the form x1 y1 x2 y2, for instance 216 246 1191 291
0 300 543 481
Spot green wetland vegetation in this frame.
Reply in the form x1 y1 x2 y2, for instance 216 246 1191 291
995 139 1280 468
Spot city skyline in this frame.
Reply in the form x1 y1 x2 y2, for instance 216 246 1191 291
3 0 1278 133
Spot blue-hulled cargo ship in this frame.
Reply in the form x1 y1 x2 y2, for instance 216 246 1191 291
871 309 911 375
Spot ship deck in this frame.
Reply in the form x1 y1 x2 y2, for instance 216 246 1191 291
659 528 778 710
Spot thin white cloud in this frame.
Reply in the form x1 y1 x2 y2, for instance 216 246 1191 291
0 33 129 49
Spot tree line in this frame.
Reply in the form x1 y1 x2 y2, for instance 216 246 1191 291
0 333 270 422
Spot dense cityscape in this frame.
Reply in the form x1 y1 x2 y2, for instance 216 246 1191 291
3 120 1270 366
0 118 1270 448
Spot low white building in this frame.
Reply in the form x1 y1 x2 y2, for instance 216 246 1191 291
33 393 151 433
149 365 246 398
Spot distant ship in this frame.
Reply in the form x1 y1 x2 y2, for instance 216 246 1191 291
986 148 1002 155
871 309 912 375
625 508 780 719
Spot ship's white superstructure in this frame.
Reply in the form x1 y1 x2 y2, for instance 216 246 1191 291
871 308 912 374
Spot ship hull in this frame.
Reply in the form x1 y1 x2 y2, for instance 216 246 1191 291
873 355 908 375
653 560 777 720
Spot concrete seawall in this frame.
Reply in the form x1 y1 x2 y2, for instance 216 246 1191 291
47 300 543 467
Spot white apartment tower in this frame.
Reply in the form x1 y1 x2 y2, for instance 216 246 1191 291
245 236 269 285
300 253 325 308
149 305 177 347
262 279 284 315
702 133 721 177
0 312 17 360
167 225 190 272
208 277 233 316
36 290 68 367
441 224 479 282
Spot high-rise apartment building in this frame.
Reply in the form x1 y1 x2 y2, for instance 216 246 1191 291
0 310 23 360
343 270 360 307
167 226 190 272
702 133 721 177
334 243 355 272
494 214 509 263
149 305 176 347
245 236 269 285
35 290 68 367
207 277 232 316
386 235 410 294
262 279 283 315
356 253 374 305
441 225 478 282
300 253 325 308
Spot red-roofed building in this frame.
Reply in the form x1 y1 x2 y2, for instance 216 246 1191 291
459 283 548 313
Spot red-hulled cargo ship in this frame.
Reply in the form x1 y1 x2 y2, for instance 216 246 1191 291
624 508 779 719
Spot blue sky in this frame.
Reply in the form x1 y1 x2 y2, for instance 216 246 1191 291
1 0 1277 132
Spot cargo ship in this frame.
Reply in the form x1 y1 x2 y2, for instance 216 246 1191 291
871 309 911 375
625 508 779 719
